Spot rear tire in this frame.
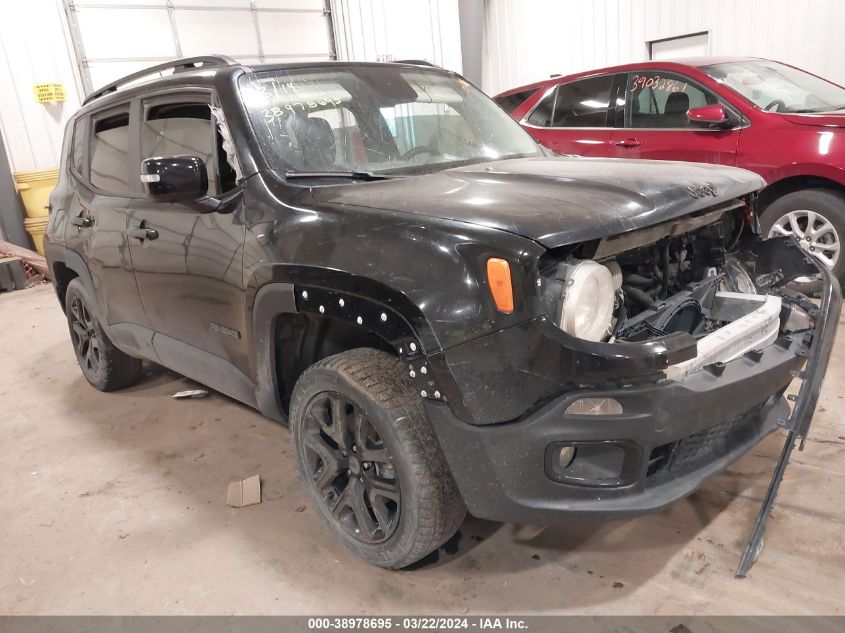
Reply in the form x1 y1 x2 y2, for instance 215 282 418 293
65 278 142 391
289 348 466 569
760 188 845 288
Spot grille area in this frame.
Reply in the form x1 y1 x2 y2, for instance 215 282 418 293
671 415 750 469
646 403 766 477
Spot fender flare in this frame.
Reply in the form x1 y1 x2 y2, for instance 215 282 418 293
249 269 464 422
47 245 97 308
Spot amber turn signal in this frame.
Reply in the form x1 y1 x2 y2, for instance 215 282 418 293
486 257 514 314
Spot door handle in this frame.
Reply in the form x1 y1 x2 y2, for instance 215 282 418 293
128 225 159 241
615 137 642 148
70 215 93 228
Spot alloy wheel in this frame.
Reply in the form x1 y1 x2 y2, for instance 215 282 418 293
768 209 840 268
69 296 101 374
302 391 400 544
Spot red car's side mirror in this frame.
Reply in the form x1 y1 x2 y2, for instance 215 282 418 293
688 104 734 129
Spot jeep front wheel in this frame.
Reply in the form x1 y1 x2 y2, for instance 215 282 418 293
289 348 465 568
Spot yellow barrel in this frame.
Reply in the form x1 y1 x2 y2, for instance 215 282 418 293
14 169 59 219
24 216 49 255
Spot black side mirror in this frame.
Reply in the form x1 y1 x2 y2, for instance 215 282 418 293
141 155 208 200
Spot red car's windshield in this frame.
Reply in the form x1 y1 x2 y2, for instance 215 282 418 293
702 60 845 113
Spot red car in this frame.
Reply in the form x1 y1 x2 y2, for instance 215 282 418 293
496 57 845 285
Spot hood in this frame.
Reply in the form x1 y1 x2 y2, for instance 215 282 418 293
311 157 765 249
781 112 845 128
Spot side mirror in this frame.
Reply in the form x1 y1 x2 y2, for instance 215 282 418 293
141 155 208 200
688 104 734 129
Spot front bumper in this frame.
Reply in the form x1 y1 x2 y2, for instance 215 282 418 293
425 237 839 523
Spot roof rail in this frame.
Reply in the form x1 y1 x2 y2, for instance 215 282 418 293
83 55 237 105
395 59 439 68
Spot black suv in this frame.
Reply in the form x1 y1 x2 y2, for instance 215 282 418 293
46 56 839 569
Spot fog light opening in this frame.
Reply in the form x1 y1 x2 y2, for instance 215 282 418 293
564 397 623 416
558 445 577 470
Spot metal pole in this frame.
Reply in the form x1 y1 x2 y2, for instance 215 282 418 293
61 0 93 95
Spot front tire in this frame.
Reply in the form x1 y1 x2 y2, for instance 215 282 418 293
65 278 142 391
760 188 845 287
289 348 466 568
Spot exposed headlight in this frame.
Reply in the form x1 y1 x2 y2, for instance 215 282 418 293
723 257 757 294
557 259 616 342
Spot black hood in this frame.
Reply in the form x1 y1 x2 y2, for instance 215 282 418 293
312 156 765 248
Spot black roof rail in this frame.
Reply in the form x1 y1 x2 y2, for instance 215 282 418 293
395 59 439 68
83 55 238 105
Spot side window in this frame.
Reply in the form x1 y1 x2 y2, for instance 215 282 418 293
494 89 538 115
550 75 615 127
71 118 85 176
141 101 219 194
90 110 130 193
625 72 718 129
526 88 556 127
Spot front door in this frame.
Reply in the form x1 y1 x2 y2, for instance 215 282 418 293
126 92 248 375
522 74 621 157
610 70 742 165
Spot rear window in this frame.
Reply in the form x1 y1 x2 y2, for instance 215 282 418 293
90 110 130 193
494 89 537 115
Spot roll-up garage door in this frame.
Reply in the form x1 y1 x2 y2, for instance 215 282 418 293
62 0 336 94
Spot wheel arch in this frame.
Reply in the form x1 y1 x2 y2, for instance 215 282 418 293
48 247 96 313
251 274 439 423
758 174 845 214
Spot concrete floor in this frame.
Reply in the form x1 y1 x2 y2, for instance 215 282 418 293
1 283 844 615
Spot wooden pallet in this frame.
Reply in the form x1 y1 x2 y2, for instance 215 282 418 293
0 256 27 291
0 239 49 278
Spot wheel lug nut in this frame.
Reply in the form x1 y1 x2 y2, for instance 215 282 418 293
352 445 357 453
363 462 370 469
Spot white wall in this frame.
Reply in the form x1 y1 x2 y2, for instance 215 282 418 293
0 0 83 173
483 0 845 96
331 0 463 74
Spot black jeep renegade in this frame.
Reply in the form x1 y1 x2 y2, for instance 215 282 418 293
45 56 839 569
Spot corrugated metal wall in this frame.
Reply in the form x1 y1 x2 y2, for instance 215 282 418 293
483 0 845 95
331 0 462 73
0 0 83 174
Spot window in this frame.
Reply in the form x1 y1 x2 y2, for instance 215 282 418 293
90 110 130 193
494 89 537 115
526 89 555 127
239 67 540 175
141 102 219 194
551 75 615 127
625 72 718 128
702 60 845 113
71 119 85 176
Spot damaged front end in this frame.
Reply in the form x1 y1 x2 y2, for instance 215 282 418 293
426 196 840 558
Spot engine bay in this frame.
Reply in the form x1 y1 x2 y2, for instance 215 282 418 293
540 204 815 375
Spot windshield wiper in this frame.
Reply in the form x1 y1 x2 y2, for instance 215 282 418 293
284 170 396 181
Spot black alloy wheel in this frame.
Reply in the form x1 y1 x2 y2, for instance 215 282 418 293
301 391 400 544
69 294 102 376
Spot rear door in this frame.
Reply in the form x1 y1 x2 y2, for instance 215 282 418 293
521 74 621 156
126 91 247 371
610 70 742 165
65 103 152 330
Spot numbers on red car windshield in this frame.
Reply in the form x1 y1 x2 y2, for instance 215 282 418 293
629 75 688 94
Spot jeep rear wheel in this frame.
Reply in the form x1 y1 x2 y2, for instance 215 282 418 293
289 348 465 568
65 278 142 391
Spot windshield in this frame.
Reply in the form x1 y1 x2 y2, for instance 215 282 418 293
702 60 845 113
239 66 542 176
